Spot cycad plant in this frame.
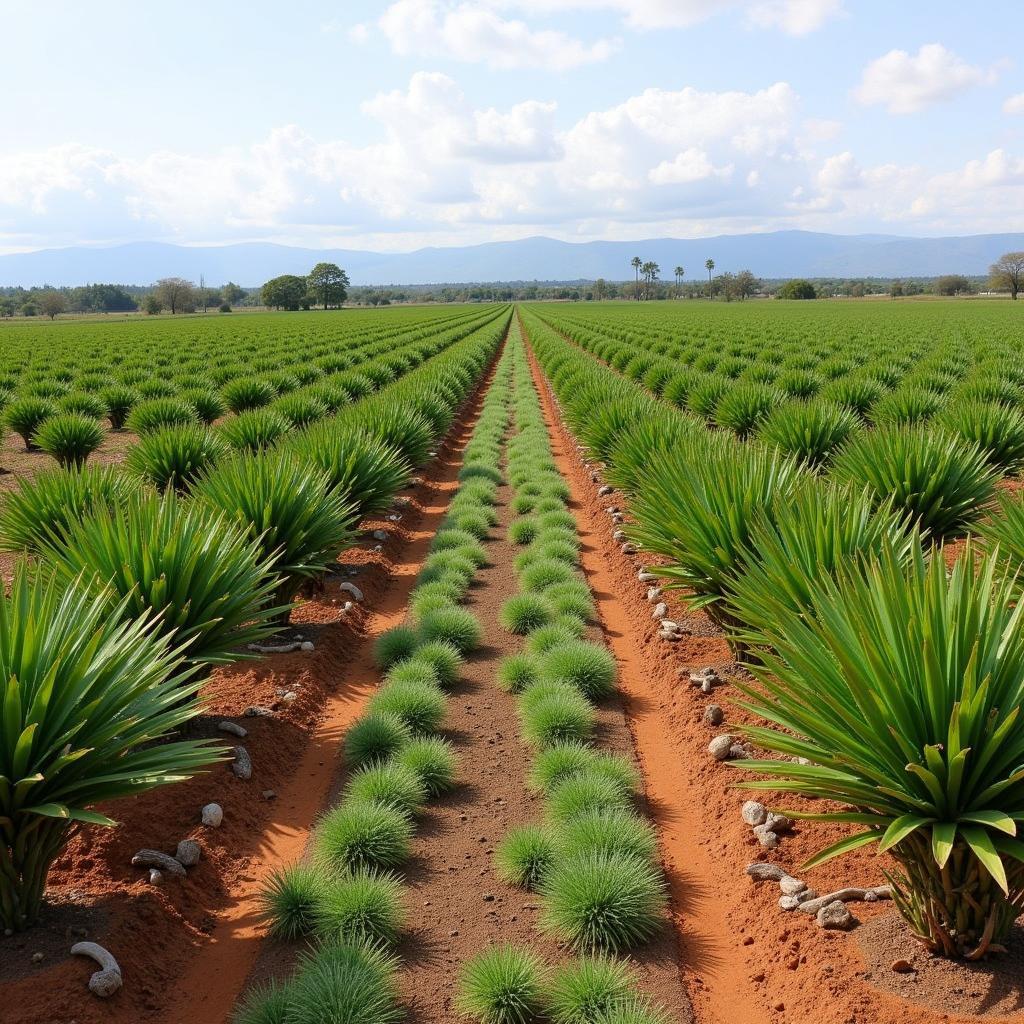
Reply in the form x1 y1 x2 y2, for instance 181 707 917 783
756 401 860 469
41 489 282 667
5 396 57 450
0 567 221 931
126 423 230 492
218 408 291 452
288 425 412 520
0 463 139 554
937 399 1024 473
736 545 1024 959
713 383 784 438
194 450 358 617
628 436 804 632
33 413 105 468
831 424 997 541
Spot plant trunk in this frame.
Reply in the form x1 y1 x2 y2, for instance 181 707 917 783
889 833 1024 959
0 818 71 932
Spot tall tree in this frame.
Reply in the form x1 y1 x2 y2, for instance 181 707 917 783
674 265 685 296
38 291 67 320
153 278 196 315
631 256 642 301
990 251 1024 300
705 258 715 300
261 275 307 310
307 262 350 310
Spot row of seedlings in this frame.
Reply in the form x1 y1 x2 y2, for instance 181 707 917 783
520 312 1024 959
0 323 505 938
232 344 515 1022
458 331 670 1024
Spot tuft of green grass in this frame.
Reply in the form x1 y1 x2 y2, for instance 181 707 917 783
540 850 666 953
546 773 633 823
520 558 576 593
259 862 329 940
529 743 638 797
344 712 412 768
496 825 557 889
231 980 292 1024
556 810 657 863
521 684 595 748
373 625 420 670
368 680 447 734
547 955 634 1024
458 945 547 1024
394 736 457 795
537 641 617 701
311 870 405 945
501 593 555 635
497 652 541 693
411 639 464 688
525 622 586 656
417 606 483 654
345 760 428 815
315 800 414 873
508 517 539 545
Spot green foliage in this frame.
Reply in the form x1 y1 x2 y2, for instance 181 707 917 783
42 489 281 667
547 773 633 823
344 712 412 768
498 652 541 693
417 606 482 654
537 640 617 701
497 825 557 889
831 425 997 540
126 396 197 434
540 850 666 952
260 863 329 940
410 639 464 688
0 567 221 931
222 376 278 413
713 383 784 438
5 396 57 449
521 683 595 747
33 413 105 467
312 870 405 945
345 760 428 814
393 736 457 795
373 626 419 670
126 423 229 492
458 945 547 1024
547 956 635 1024
315 800 414 872
937 399 1024 472
756 401 860 468
218 408 291 452
529 743 638 797
736 545 1024 958
368 680 447 734
501 593 555 635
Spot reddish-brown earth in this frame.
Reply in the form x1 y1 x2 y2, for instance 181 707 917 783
524 326 1024 1024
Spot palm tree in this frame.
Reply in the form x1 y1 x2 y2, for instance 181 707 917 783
644 262 660 300
705 258 715 300
674 266 685 297
631 256 642 301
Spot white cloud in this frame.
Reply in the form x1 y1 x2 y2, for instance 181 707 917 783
856 43 997 115
348 22 371 44
744 0 843 35
376 0 617 70
1005 93 1024 115
3 73 1024 252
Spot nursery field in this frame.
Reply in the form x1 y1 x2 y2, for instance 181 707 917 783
5 297 1024 1024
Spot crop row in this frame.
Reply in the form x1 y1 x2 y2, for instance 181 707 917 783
457 321 670 1024
521 304 1024 963
232 337 518 1023
0 305 510 471
0 312 507 936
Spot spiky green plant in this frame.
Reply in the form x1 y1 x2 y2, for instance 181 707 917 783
260 862 330 940
547 956 634 1024
125 396 197 435
547 773 633 823
501 593 554 635
556 810 657 863
0 567 222 931
33 413 104 468
368 681 447 734
42 489 281 667
222 376 278 413
498 652 541 693
101 385 138 430
410 639 464 688
736 544 1024 959
0 463 138 554
59 391 107 420
756 401 860 468
315 800 413 873
417 606 482 654
312 870 405 945
232 980 292 1024
458 945 547 1024
344 712 412 767
529 743 638 797
345 761 428 815
273 393 329 429
496 826 557 889
180 388 228 425
218 408 291 452
374 626 420 670
831 425 997 541
713 383 785 438
5 396 57 450
126 423 230 492
394 736 457 795
521 684 594 748
540 850 666 953
537 641 617 701
194 451 358 617
288 426 412 520
629 437 804 631
937 399 1024 473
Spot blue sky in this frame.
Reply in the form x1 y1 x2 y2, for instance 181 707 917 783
1 0 1022 253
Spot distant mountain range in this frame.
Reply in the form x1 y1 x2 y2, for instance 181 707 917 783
2 230 1023 288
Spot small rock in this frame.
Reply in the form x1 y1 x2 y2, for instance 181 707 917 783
658 629 680 641
753 825 779 849
660 619 680 632
779 876 808 897
766 812 794 834
281 691 297 702
637 571 658 583
342 601 354 612
700 679 714 694
779 895 801 911
605 505 619 514
612 513 625 524
652 602 668 619
31 952 44 963
339 582 364 601
613 529 626 542
703 704 724 726
598 485 613 496
690 667 720 687
891 959 915 974
299 641 314 652
729 743 750 760
217 721 247 738
175 839 201 868
201 803 224 828
708 735 734 760
71 942 122 998
746 863 787 883
244 706 274 718
621 542 637 555
131 849 186 877
232 746 253 780
646 587 662 602
263 789 277 800
741 801 768 827
372 529 388 541
818 901 856 930
148 868 163 886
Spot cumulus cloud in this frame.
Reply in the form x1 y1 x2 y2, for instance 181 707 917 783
856 43 997 115
376 0 617 70
2 73 1024 251
1005 93 1024 115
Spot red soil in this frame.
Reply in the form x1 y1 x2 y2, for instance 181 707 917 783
524 336 1024 1024
0 368 497 1024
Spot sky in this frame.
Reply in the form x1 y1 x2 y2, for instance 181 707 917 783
1 0 1023 254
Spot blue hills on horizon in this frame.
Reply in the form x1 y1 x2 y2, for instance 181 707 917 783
2 229 1023 288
